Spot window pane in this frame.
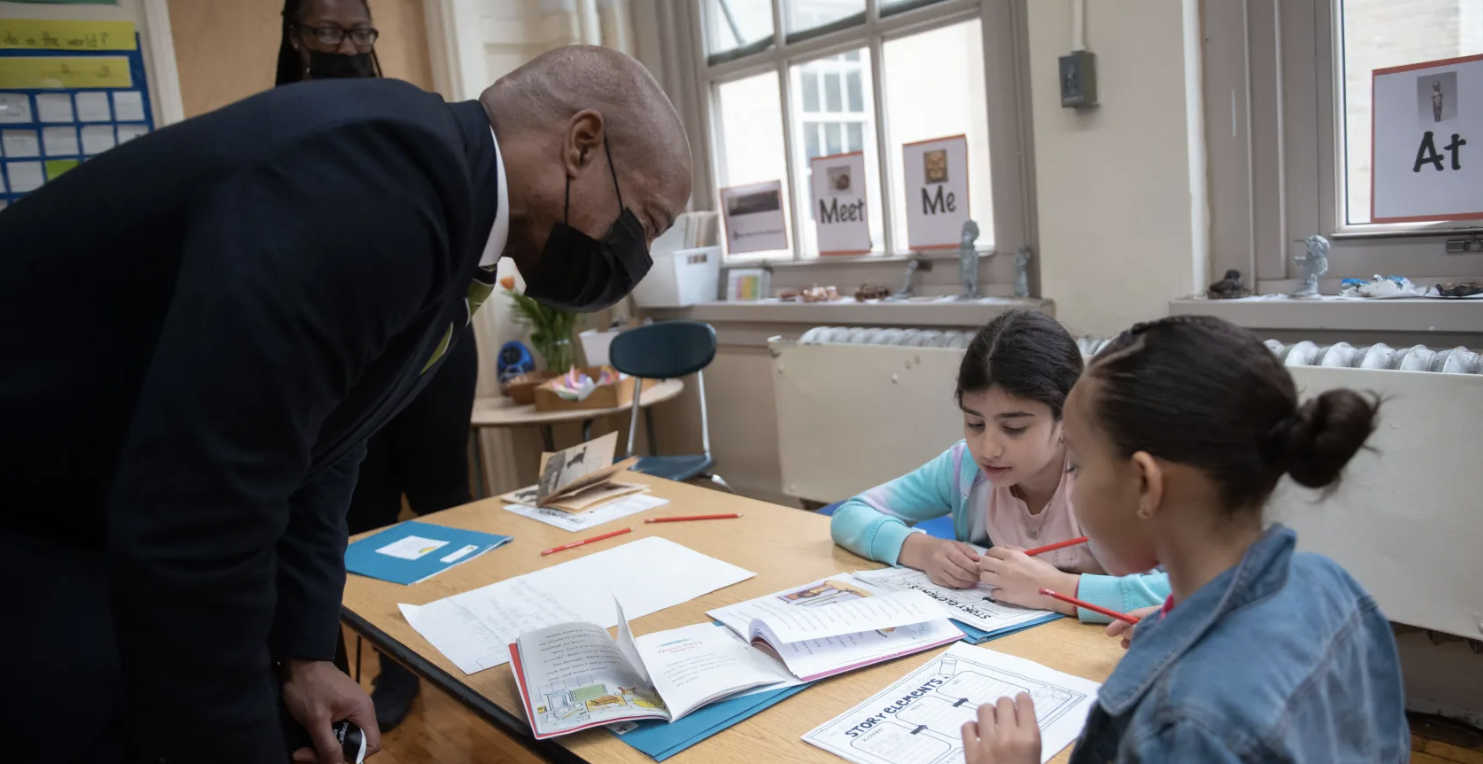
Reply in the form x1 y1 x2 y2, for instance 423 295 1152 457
1339 0 1483 225
802 70 820 112
789 47 883 257
846 70 863 112
716 73 792 259
883 19 994 250
705 0 774 59
880 0 950 13
785 0 865 37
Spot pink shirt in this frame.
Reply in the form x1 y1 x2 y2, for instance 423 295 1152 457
966 466 1100 573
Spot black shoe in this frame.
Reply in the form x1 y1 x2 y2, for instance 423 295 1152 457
371 655 420 732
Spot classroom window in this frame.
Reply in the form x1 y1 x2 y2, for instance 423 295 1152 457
697 0 1029 263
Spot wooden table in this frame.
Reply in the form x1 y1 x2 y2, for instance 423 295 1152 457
341 474 1125 764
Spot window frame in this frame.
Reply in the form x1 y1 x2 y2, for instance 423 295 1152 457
693 0 1036 264
1205 0 1483 293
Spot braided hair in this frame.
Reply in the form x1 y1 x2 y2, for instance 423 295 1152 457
275 0 383 87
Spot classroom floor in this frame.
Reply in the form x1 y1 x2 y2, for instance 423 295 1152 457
343 625 1483 764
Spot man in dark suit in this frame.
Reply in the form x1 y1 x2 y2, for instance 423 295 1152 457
0 45 690 764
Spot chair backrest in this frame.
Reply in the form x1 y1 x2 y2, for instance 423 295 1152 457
609 321 717 379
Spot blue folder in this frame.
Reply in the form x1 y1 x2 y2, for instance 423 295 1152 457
609 683 813 761
953 613 1062 644
345 521 512 585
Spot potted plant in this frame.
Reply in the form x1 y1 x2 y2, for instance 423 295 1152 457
499 276 580 403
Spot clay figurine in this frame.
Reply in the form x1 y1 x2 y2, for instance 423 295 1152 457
893 256 932 299
957 220 981 300
1207 269 1249 300
1435 281 1483 298
855 283 891 302
1291 235 1330 297
1013 246 1034 298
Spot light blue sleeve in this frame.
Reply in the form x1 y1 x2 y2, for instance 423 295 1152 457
1073 570 1171 624
829 445 960 566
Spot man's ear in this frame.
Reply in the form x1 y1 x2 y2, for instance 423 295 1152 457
563 109 605 178
1131 451 1163 520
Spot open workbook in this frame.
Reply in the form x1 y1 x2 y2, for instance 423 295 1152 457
501 432 645 513
706 577 962 682
509 602 796 739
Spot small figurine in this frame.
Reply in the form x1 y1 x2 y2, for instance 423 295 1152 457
1435 281 1483 298
799 284 840 303
1013 246 1034 298
1291 235 1330 298
893 257 932 299
957 220 981 300
855 283 891 302
1207 269 1249 300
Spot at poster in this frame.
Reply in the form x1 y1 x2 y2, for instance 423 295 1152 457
1372 53 1483 223
809 151 871 255
901 134 970 249
720 180 789 255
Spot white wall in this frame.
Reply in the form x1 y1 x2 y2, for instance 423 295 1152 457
1029 0 1207 338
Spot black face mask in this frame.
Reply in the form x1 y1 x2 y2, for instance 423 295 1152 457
306 49 377 79
523 137 652 313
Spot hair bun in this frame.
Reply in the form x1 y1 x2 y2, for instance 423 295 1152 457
1278 389 1380 490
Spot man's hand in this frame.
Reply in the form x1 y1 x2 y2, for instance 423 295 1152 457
961 692 1040 764
283 659 381 763
899 534 981 588
978 546 1081 612
1106 606 1162 649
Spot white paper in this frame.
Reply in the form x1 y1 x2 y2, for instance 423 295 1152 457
439 544 480 564
116 124 149 144
804 643 1101 764
811 152 872 254
42 126 79 157
113 90 146 122
3 130 41 159
1372 56 1483 223
376 535 448 560
74 92 112 122
401 537 755 674
81 125 117 155
399 601 509 675
902 135 971 249
0 94 33 125
634 622 796 720
6 161 44 193
502 493 668 532
721 180 789 254
853 568 1057 635
36 93 74 124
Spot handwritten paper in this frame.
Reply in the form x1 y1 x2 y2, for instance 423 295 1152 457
502 493 669 533
80 124 114 155
42 126 78 156
3 130 42 158
6 161 44 193
0 20 137 51
35 93 73 123
0 94 33 124
0 57 132 90
115 123 148 144
74 91 111 122
112 90 144 121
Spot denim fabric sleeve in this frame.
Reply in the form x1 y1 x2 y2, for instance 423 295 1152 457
830 445 960 566
1074 570 1171 624
1128 718 1247 763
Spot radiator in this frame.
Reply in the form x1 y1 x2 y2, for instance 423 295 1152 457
770 332 1483 638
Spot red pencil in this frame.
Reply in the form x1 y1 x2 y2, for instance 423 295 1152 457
644 513 742 524
540 527 633 556
1024 536 1089 557
1039 588 1141 624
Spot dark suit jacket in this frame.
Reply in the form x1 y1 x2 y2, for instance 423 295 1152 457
0 79 498 762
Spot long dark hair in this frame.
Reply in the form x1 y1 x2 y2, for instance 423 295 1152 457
1087 315 1379 511
956 310 1083 419
275 0 383 87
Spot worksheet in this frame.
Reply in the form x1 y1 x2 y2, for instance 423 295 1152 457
401 537 755 675
804 642 1101 764
852 567 1059 636
502 493 669 532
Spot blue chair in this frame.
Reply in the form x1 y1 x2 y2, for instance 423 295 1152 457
609 321 731 491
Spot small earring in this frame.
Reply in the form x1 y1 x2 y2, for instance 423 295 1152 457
1137 505 1153 520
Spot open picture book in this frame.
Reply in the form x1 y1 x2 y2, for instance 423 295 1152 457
501 432 646 513
706 576 962 682
509 600 797 739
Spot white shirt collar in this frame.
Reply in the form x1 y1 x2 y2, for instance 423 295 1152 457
479 127 510 268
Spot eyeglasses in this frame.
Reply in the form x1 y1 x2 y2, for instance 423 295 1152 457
298 25 379 48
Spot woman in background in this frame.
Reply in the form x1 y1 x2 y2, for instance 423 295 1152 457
275 0 483 732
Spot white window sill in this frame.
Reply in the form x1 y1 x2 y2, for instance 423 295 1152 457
1169 296 1483 333
722 250 997 269
640 296 1054 328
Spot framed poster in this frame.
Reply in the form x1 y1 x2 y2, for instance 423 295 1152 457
719 180 789 255
1371 53 1483 224
809 151 871 255
901 134 970 249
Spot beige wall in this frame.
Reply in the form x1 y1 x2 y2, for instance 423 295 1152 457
167 0 434 119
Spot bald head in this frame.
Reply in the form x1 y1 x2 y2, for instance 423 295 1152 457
480 46 692 290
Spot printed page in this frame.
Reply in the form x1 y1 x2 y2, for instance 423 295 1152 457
633 622 797 720
803 642 1101 764
852 568 1055 634
512 622 668 738
756 618 964 682
537 432 618 503
708 576 947 643
503 493 669 533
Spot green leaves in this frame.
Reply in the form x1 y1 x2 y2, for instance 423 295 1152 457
507 290 579 372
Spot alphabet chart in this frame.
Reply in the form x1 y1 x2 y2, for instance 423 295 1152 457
0 19 155 210
804 643 1100 764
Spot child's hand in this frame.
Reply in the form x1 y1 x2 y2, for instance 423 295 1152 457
978 547 1080 613
961 692 1040 764
900 534 981 588
1106 606 1162 648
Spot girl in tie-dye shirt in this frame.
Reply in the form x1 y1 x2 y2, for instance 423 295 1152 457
830 311 1168 622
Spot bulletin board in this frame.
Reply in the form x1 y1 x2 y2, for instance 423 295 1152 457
0 19 155 210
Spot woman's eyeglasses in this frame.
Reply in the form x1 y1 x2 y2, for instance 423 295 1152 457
299 25 379 47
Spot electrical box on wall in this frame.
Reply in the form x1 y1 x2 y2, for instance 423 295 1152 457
1059 50 1098 108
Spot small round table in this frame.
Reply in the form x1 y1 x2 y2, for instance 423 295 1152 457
468 378 685 494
